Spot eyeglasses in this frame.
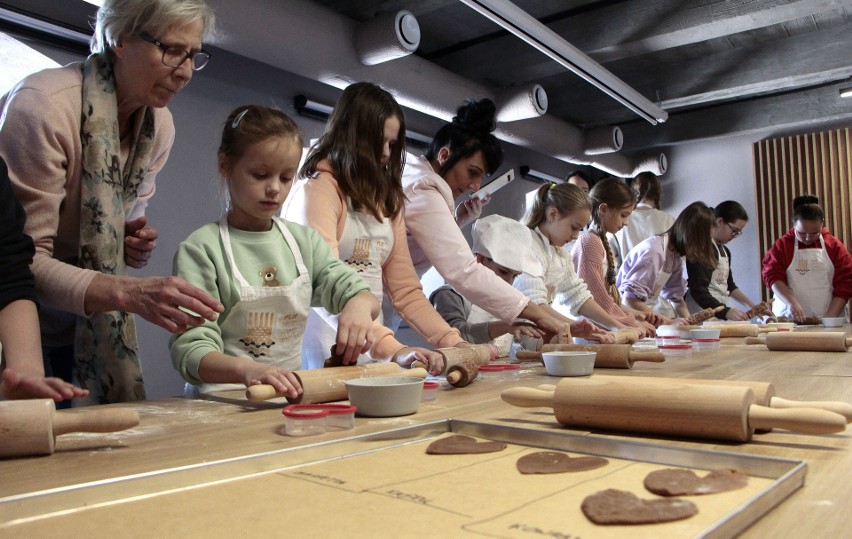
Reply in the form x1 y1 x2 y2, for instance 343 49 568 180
139 32 211 71
725 222 743 238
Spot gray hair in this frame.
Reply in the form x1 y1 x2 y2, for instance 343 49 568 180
90 0 216 54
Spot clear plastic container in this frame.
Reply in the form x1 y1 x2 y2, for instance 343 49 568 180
282 405 328 436
477 364 504 381
500 364 520 381
655 335 681 347
421 381 439 401
692 338 721 350
658 343 693 358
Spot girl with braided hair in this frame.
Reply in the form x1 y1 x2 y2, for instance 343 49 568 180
571 178 659 337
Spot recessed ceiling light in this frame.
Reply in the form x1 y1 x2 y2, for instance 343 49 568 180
840 87 852 98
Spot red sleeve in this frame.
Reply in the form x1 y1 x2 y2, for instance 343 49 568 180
825 234 852 300
762 234 793 289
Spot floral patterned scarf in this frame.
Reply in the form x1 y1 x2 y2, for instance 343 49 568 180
74 53 155 403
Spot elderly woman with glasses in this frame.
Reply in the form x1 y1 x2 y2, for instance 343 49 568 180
0 0 223 405
762 195 852 322
686 201 768 321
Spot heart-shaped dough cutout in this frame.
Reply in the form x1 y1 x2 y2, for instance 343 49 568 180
426 434 507 455
644 468 748 496
581 489 698 525
516 451 608 474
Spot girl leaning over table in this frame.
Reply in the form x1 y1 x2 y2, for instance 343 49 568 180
616 201 716 322
170 105 379 399
762 195 852 322
513 183 618 344
283 82 465 374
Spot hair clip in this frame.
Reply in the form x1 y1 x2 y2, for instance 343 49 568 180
231 108 249 129
548 182 556 191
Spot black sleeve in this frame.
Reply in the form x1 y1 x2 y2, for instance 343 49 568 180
685 249 730 319
724 245 739 293
429 286 491 344
0 157 38 310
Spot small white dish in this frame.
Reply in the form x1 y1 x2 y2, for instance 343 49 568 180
541 351 596 376
345 377 423 417
690 328 721 340
821 317 846 328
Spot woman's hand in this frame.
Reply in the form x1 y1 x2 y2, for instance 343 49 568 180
637 310 667 327
334 291 378 364
0 368 88 401
121 275 224 333
124 216 158 269
393 347 445 375
244 364 302 400
725 307 751 321
454 194 489 228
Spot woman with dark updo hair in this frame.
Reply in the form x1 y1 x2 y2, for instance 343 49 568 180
762 195 852 321
396 99 574 344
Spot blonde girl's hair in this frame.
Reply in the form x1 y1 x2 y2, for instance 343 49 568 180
91 0 217 55
300 82 407 221
589 178 634 287
666 201 716 269
523 182 592 229
218 104 302 205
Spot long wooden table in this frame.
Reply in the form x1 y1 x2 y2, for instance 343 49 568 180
1 336 850 537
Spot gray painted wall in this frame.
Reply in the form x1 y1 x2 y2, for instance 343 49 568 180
18 40 844 399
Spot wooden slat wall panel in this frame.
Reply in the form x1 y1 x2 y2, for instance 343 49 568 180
753 127 852 301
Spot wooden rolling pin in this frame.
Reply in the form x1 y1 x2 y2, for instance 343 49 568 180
446 360 479 387
685 305 724 325
413 344 493 375
0 399 140 458
501 378 846 442
536 376 852 423
702 323 759 338
744 331 852 352
517 344 664 369
245 364 428 403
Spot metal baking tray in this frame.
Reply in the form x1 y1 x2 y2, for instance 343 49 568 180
1 420 805 537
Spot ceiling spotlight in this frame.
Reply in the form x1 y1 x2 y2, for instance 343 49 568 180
520 166 563 184
354 10 420 66
840 87 852 98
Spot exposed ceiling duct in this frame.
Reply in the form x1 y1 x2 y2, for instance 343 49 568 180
206 0 664 178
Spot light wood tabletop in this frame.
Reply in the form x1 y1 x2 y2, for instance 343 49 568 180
1 337 850 537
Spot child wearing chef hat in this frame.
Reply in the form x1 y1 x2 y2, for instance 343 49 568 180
429 214 545 355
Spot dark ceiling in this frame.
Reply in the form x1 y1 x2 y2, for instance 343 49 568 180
313 0 852 136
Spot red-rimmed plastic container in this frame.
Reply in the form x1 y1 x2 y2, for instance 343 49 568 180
421 381 439 401
692 338 721 350
282 405 329 436
288 403 358 431
477 364 505 381
500 364 520 381
658 342 693 358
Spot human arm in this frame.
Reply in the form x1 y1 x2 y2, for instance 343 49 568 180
334 291 378 364
454 193 488 228
124 216 158 269
430 287 491 343
197 351 302 399
0 300 88 401
383 213 464 348
770 280 806 321
685 254 730 318
826 233 852 312
403 178 528 322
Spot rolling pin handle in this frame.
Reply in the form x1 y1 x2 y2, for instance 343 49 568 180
403 367 429 379
744 337 765 345
52 409 140 436
747 405 847 434
769 397 852 423
501 387 555 409
411 360 427 370
245 384 279 401
846 337 852 348
515 351 542 361
627 350 665 363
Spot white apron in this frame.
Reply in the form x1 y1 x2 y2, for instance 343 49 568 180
302 201 393 369
468 303 513 357
187 217 312 396
646 236 676 318
773 235 834 318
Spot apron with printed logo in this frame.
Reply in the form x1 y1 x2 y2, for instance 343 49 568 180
187 217 311 396
302 201 393 369
772 235 834 318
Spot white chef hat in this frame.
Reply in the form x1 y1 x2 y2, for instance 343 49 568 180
472 214 543 277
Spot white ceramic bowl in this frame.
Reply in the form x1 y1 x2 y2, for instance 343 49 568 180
821 317 846 328
689 328 721 340
344 377 423 417
541 351 596 377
